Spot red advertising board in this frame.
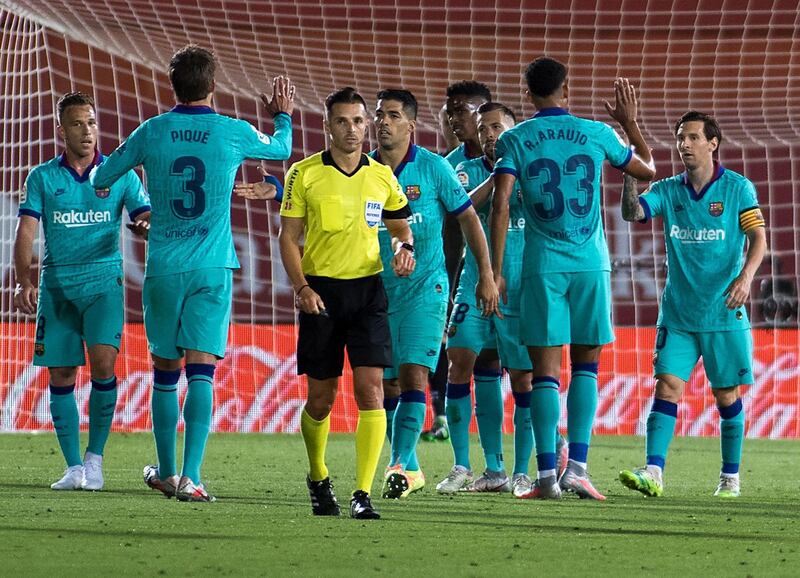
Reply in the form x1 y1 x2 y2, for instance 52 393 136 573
1 324 798 438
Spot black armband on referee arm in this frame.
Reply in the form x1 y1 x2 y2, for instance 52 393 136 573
382 205 412 220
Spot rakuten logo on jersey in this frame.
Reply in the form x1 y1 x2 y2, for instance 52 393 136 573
669 225 726 242
53 209 112 228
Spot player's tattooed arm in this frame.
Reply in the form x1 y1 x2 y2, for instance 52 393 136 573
621 174 645 222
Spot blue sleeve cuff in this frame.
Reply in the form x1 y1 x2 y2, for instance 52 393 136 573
638 197 652 223
493 167 518 178
263 174 284 203
273 111 292 122
18 208 41 220
129 205 151 220
449 198 473 217
611 147 633 170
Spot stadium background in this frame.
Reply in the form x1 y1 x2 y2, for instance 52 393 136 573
1 0 798 437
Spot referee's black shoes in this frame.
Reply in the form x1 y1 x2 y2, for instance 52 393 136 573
306 475 340 516
350 490 380 519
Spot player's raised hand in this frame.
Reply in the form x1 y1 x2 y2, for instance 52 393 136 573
13 280 37 315
604 77 639 126
234 180 278 200
476 274 501 319
723 271 754 310
261 76 296 117
295 284 326 316
234 163 280 200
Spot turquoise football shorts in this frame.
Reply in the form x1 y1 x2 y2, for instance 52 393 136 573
143 267 232 360
33 284 124 367
446 299 532 371
383 296 448 380
653 326 754 388
519 270 613 347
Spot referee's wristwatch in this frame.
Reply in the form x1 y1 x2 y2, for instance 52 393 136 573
399 241 414 254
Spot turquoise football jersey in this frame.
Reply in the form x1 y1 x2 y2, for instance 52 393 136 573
91 106 292 277
19 151 149 300
640 165 761 332
370 144 471 307
444 142 481 169
454 156 525 313
494 107 632 275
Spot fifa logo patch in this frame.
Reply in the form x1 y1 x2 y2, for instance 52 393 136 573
34 343 45 356
405 185 421 201
364 200 383 227
708 201 724 217
95 188 110 199
457 171 469 187
447 324 457 338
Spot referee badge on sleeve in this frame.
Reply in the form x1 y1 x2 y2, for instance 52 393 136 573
365 200 383 227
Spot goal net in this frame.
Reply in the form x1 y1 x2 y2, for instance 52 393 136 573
1 0 798 437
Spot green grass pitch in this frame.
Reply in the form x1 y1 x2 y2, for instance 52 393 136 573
1 433 798 576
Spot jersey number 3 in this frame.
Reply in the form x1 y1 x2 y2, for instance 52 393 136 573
525 155 595 221
171 156 206 219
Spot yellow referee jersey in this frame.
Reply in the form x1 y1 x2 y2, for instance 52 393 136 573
280 151 409 279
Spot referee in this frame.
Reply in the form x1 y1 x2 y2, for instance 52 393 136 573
279 87 415 520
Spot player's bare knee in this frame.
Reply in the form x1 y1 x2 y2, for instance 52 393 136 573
88 344 118 380
529 346 562 377
447 349 474 383
570 344 602 364
475 349 500 370
398 364 427 392
509 369 533 393
185 350 217 365
48 366 78 386
89 358 116 381
654 374 684 402
712 386 739 408
151 354 182 372
383 379 400 399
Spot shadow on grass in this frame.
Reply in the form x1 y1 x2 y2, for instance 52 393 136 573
380 510 796 542
0 525 255 541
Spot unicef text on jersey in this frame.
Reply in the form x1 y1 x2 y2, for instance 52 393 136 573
165 224 210 239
